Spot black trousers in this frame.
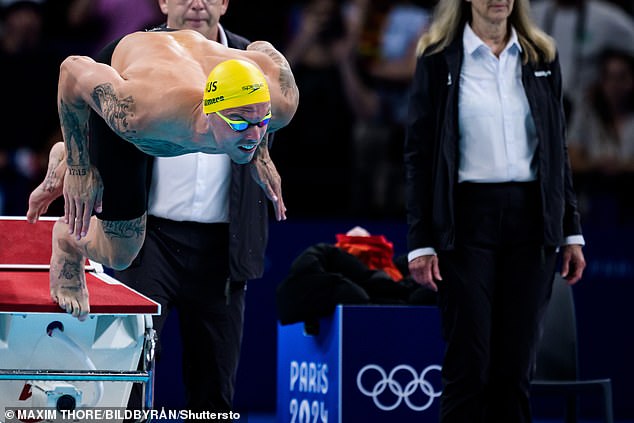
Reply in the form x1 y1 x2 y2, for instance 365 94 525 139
115 216 246 413
437 182 557 423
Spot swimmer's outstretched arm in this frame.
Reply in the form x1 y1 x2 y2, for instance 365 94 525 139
242 42 297 221
58 55 126 238
246 41 299 129
250 137 286 221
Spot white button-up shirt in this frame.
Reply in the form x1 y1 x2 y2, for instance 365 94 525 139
458 23 537 183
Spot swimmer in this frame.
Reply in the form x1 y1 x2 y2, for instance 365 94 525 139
38 30 299 320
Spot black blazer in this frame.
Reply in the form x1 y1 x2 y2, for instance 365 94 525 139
404 29 583 252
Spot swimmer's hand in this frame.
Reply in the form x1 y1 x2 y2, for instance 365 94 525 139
250 142 286 221
63 165 103 239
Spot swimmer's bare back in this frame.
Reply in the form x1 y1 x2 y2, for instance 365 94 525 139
106 30 283 147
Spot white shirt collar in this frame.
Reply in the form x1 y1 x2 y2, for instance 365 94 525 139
217 23 228 47
463 23 522 56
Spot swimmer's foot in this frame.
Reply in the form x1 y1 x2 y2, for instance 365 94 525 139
27 142 66 223
50 219 89 321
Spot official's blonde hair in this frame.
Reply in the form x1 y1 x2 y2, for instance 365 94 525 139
416 0 556 64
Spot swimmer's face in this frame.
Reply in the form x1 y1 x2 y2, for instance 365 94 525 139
159 0 228 40
210 102 271 164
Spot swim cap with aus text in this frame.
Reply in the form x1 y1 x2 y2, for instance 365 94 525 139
203 59 270 114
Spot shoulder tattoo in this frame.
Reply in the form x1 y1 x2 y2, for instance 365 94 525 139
91 83 138 139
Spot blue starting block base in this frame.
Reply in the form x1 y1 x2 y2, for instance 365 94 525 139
277 305 446 423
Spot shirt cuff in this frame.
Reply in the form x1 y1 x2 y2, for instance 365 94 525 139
563 235 585 246
408 236 584 261
408 247 437 262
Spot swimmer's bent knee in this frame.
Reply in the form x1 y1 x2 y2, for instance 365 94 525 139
102 246 141 271
97 216 146 270
98 230 145 270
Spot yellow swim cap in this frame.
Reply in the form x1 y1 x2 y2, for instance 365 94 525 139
203 59 270 114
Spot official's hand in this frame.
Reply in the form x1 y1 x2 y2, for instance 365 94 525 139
560 244 586 285
63 165 103 239
408 254 442 292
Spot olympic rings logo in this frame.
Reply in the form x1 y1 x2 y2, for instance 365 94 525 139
356 364 442 411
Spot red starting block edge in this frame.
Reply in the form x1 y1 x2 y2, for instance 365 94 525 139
0 216 160 315
0 270 160 316
0 216 94 271
0 217 159 411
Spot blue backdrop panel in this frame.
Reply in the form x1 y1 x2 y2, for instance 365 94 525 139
277 305 445 423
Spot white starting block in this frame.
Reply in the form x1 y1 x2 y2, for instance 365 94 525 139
0 217 160 420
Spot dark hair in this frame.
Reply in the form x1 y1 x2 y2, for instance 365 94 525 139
597 48 634 75
589 48 634 141
0 0 42 21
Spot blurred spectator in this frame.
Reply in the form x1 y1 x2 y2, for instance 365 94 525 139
531 0 634 118
0 1 61 215
272 0 356 217
567 48 634 225
274 0 431 218
335 0 431 217
36 0 163 57
224 0 432 219
0 0 42 6
568 49 634 173
64 0 163 55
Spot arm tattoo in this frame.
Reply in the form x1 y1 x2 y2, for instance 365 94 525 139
90 83 185 157
278 64 299 103
91 83 138 139
68 168 87 176
102 218 145 239
59 100 89 167
248 41 299 101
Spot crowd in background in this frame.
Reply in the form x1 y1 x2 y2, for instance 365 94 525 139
0 0 164 216
0 0 632 227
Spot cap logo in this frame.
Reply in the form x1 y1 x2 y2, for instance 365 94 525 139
243 83 265 94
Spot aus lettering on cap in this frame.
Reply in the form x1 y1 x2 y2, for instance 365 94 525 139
206 80 218 93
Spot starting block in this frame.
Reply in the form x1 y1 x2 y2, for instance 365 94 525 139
0 217 160 418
